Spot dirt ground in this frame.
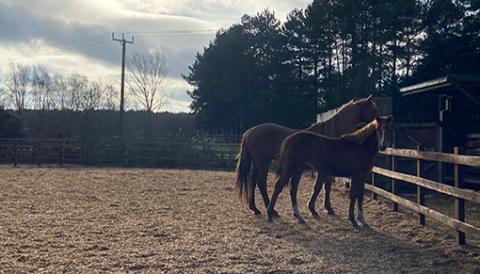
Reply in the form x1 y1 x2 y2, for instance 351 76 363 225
0 166 479 273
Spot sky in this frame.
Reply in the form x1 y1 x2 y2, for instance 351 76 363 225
0 0 311 112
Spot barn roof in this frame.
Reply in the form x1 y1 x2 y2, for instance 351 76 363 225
400 74 480 106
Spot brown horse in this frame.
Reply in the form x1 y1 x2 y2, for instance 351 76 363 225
266 116 392 227
235 96 378 217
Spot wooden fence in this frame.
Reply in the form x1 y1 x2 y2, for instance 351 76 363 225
3 138 480 245
369 146 480 245
0 138 240 170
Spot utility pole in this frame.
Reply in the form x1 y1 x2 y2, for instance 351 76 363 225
112 32 134 137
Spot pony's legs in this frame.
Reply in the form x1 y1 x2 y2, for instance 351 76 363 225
248 168 261 215
356 179 367 226
348 180 360 227
308 175 324 217
289 170 306 224
267 171 291 222
308 174 335 217
323 177 335 215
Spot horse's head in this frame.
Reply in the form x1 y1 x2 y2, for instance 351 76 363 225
356 95 379 125
375 115 393 151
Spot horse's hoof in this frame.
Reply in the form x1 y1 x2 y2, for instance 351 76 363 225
270 210 280 218
251 208 262 215
325 207 335 216
310 211 320 219
349 218 359 228
294 213 306 224
359 222 370 228
267 214 274 222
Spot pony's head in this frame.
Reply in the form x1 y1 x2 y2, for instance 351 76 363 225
374 116 393 151
355 95 379 125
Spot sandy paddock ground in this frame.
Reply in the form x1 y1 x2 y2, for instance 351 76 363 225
0 166 479 273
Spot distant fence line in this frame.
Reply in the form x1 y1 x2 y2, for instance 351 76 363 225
0 137 241 170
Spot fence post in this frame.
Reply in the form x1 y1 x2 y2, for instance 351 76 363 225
416 144 425 225
13 140 18 167
371 172 377 200
60 139 65 166
36 141 41 167
391 144 398 211
454 146 465 245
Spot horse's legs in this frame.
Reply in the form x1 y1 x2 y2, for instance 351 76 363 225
255 161 280 217
323 176 335 215
348 179 359 227
289 169 306 224
356 179 367 226
308 174 324 217
267 170 292 222
248 168 261 215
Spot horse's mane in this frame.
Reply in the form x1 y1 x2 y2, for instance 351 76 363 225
340 119 378 144
307 99 361 136
316 99 354 123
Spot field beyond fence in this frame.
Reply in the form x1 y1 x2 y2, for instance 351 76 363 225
0 136 240 170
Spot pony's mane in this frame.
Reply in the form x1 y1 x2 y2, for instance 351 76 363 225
340 119 378 144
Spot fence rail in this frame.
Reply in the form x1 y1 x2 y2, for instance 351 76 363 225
0 138 240 170
371 146 480 245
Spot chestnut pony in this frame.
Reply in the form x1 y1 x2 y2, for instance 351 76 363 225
267 116 392 227
235 96 378 217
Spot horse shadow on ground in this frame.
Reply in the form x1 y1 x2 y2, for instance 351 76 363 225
252 213 477 273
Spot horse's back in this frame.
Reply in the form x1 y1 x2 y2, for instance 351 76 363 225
243 123 297 163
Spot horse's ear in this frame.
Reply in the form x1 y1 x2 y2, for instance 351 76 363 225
367 94 373 101
386 115 393 124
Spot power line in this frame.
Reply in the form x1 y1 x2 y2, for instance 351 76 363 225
0 32 111 59
0 29 216 62
0 37 111 64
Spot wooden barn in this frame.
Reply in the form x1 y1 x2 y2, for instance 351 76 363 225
399 74 480 187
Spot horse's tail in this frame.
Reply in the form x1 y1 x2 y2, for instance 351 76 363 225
235 135 252 203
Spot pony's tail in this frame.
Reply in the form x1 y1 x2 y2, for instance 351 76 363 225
235 136 251 203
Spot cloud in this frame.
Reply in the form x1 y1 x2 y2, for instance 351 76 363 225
0 0 311 112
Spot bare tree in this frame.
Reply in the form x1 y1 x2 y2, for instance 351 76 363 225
127 52 170 113
80 80 103 111
32 65 54 110
52 74 68 110
0 72 6 108
101 81 118 111
66 73 88 111
5 62 30 112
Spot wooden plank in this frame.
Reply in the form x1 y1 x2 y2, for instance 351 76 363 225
380 148 480 167
466 133 480 139
365 184 480 237
372 167 480 204
417 145 425 225
454 147 466 245
391 144 398 211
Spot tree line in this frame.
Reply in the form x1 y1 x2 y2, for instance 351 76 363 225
0 52 178 138
0 51 170 114
1 63 119 112
185 0 480 131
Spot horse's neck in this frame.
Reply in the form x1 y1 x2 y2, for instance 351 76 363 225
364 131 379 153
308 104 356 136
341 122 376 145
